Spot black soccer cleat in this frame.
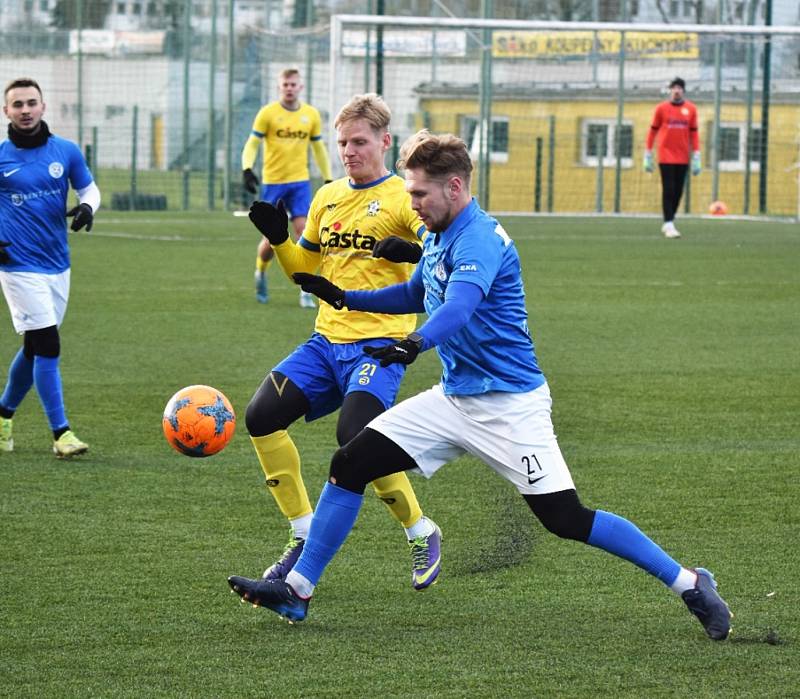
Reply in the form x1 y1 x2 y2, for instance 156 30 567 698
228 575 310 622
681 568 732 640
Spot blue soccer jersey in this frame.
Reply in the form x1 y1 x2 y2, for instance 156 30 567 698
413 198 545 395
0 135 93 273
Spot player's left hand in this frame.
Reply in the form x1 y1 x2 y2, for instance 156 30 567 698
0 240 11 265
691 152 702 176
364 334 423 367
292 272 346 309
323 180 333 184
372 236 423 264
66 203 94 232
249 200 289 245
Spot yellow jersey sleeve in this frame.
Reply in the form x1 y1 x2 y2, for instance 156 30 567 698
250 102 325 184
303 175 424 343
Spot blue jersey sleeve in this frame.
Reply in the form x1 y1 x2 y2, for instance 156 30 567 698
67 142 93 191
344 274 425 314
416 280 483 351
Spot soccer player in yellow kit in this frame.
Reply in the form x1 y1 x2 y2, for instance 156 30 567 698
241 67 332 307
233 93 442 590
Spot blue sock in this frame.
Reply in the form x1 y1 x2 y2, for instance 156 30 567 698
33 356 68 432
293 482 364 587
587 510 681 586
0 348 34 412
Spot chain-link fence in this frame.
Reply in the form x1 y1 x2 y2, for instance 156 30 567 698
2 1 798 216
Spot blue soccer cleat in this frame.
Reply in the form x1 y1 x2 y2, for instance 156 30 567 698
228 576 309 622
681 568 732 640
262 535 305 580
255 270 269 303
409 521 442 590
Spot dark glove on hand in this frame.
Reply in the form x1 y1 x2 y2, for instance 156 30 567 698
243 168 260 194
0 240 11 265
66 203 94 232
364 335 423 367
292 272 346 309
249 200 289 245
372 236 423 264
323 179 333 184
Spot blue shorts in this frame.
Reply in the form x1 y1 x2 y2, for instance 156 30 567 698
261 180 313 218
274 333 407 422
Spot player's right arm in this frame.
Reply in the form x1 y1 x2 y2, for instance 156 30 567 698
242 107 268 191
248 200 318 277
645 103 664 150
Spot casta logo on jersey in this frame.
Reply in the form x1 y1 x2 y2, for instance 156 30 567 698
48 162 64 178
276 128 309 140
319 225 377 252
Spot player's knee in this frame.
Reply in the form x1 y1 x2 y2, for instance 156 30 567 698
329 443 368 493
245 398 284 436
24 326 60 358
524 490 596 542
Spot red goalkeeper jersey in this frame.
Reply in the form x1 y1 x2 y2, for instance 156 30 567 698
646 99 699 164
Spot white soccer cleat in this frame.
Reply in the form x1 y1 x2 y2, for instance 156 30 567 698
53 430 88 458
662 222 681 239
299 290 316 309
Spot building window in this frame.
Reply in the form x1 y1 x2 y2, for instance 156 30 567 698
717 122 762 171
39 0 49 11
117 1 126 13
132 2 141 14
669 0 679 16
460 116 509 164
580 119 633 168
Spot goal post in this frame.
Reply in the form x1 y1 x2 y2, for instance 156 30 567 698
329 14 800 219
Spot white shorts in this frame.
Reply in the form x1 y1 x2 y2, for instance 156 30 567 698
0 270 70 334
368 382 576 495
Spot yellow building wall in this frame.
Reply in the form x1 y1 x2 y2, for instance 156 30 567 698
418 96 800 216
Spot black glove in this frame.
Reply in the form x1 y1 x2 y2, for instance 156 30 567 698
249 200 289 245
364 333 424 367
66 203 94 232
292 272 345 309
372 236 423 264
243 168 260 194
0 240 11 265
323 179 333 184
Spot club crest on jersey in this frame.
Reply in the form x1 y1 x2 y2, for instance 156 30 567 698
366 200 380 217
681 107 689 116
48 162 64 178
11 193 23 206
435 261 447 281
327 202 337 211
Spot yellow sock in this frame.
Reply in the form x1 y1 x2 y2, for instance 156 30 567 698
256 257 272 273
251 431 312 520
371 471 422 529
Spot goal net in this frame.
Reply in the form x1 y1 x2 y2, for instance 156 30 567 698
327 15 800 218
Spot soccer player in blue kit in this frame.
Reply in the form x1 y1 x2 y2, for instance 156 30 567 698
229 130 732 641
0 78 99 457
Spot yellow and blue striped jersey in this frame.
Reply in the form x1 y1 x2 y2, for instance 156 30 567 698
276 173 424 343
244 102 323 184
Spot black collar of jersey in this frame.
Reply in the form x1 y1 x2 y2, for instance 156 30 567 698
7 120 51 149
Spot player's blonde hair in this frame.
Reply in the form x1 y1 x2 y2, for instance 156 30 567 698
278 67 301 81
397 130 473 185
334 93 391 133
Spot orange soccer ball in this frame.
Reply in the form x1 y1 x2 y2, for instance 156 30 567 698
162 385 236 457
709 200 729 216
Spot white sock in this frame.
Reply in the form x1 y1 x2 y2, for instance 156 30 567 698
286 570 314 598
670 567 698 595
290 513 313 540
405 515 435 540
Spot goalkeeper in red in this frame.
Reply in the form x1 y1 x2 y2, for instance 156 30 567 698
231 93 441 592
644 77 700 239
